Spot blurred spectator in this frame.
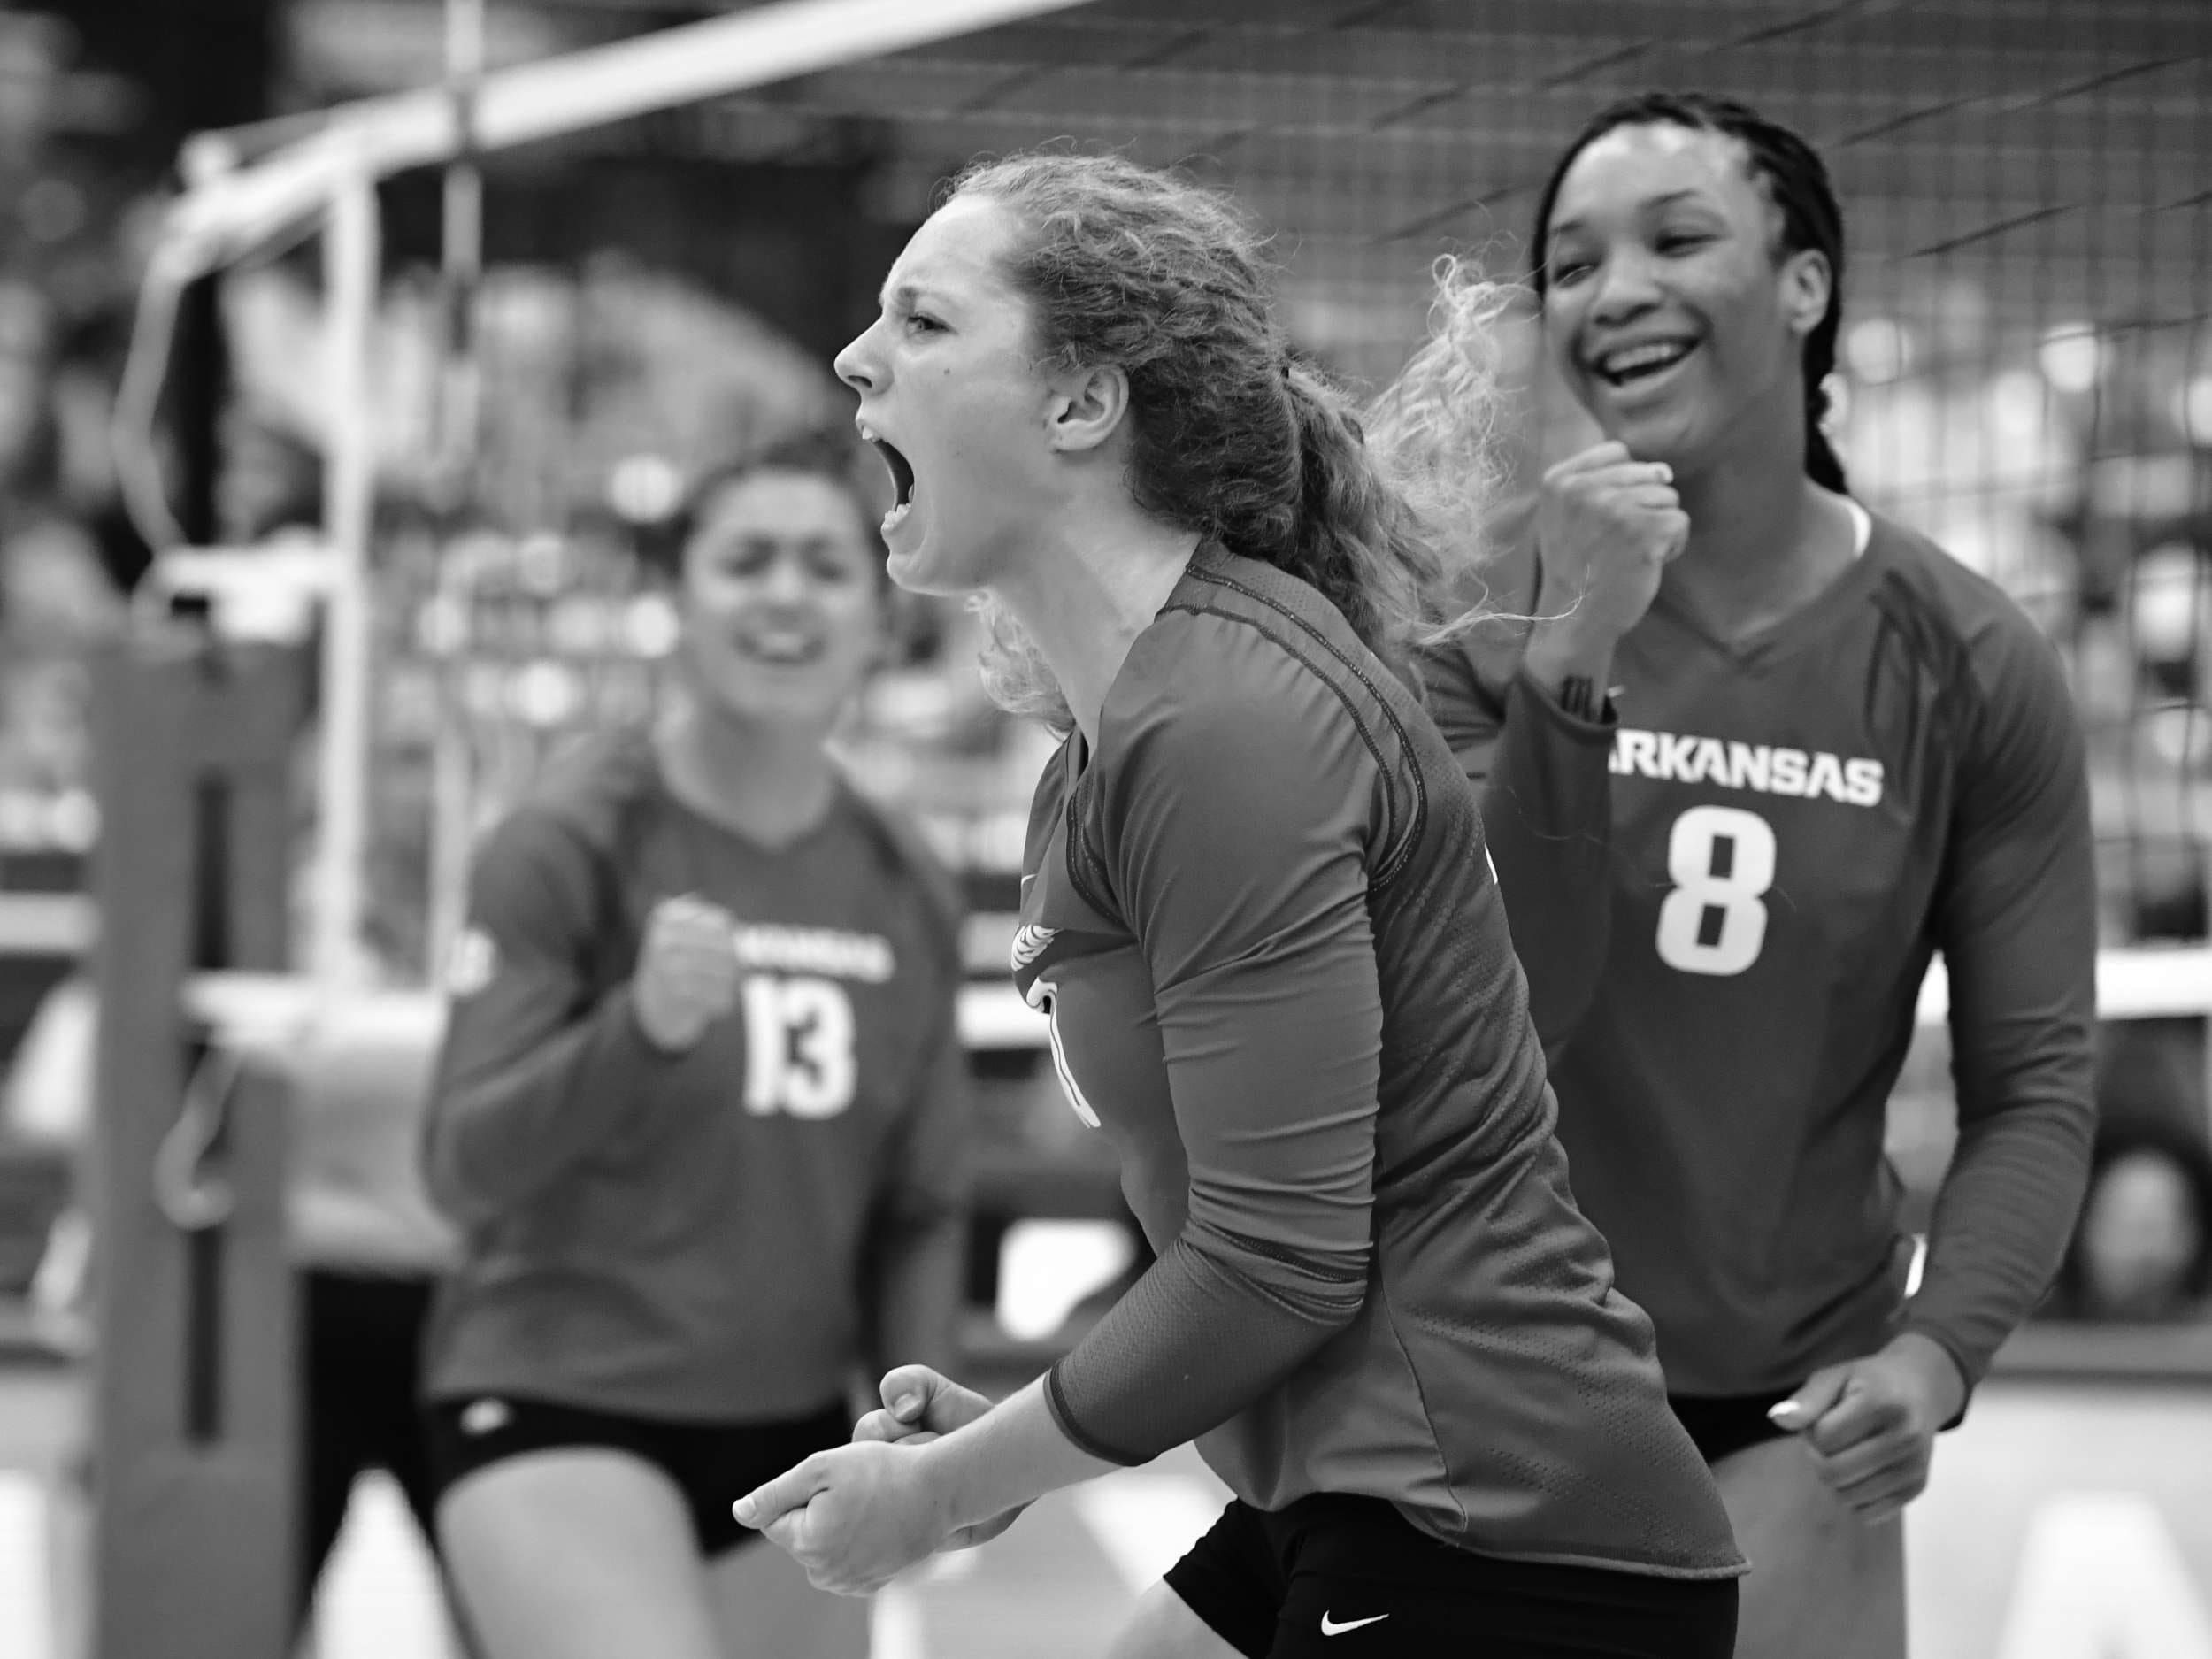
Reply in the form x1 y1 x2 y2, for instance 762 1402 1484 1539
2047 1114 2212 1325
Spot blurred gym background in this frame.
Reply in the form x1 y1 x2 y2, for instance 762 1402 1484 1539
0 2 2207 1655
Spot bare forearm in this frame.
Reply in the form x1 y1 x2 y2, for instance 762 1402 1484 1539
918 1378 1118 1533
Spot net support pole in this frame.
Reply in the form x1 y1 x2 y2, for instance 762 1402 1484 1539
88 632 305 1659
311 159 380 988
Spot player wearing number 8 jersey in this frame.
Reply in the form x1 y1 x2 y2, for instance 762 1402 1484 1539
1420 94 2096 1659
418 433 969 1659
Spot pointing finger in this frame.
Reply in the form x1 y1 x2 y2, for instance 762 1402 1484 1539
733 1454 831 1530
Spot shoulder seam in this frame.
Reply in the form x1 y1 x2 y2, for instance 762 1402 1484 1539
1164 578 1426 889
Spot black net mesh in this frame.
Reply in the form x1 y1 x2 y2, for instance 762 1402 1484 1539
340 2 2210 973
768 0 2208 948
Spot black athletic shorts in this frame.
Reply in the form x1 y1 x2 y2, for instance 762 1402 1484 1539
1669 1388 1801 1466
1164 1494 1737 1659
423 1394 850 1557
301 1270 442 1618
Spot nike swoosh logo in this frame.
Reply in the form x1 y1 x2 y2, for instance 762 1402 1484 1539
1320 1613 1390 1636
1010 924 1059 971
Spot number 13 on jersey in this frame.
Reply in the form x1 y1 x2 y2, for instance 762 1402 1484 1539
741 974 856 1118
1655 805 1777 976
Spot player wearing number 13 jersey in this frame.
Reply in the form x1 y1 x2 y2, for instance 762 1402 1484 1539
418 436 968 1659
1423 95 2096 1659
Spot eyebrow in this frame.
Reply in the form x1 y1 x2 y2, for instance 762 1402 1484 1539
878 280 936 313
1548 188 1713 243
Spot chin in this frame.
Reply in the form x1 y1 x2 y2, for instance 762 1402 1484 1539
886 533 983 599
1605 409 1706 467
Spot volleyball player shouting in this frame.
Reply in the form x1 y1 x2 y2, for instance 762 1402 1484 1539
1421 94 2097 1658
735 151 1746 1659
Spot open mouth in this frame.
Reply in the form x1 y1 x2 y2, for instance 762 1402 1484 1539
859 423 917 534
1594 339 1696 388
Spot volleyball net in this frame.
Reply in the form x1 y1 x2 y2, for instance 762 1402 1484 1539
137 0 2211 1074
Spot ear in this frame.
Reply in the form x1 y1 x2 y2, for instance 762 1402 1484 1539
1778 246 1832 342
1044 361 1131 456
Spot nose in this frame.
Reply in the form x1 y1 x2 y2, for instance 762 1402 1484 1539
834 323 880 396
1590 247 1662 326
756 549 815 609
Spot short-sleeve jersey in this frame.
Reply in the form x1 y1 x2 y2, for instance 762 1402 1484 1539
420 730 968 1420
1424 510 2096 1395
1013 544 1740 1580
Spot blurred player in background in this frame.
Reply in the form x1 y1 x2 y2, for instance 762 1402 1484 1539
1419 92 2097 1659
418 431 971 1659
735 151 1746 1659
2047 1111 2212 1325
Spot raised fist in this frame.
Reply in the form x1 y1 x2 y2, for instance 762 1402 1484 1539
631 894 740 1053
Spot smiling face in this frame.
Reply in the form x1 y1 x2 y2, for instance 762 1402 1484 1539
833 195 1069 597
1540 122 1830 473
679 468 884 734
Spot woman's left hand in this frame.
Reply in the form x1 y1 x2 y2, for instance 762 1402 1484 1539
733 1440 955 1595
1768 1331 1969 1526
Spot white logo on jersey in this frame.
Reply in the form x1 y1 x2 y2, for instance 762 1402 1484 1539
1025 978 1101 1129
727 923 895 984
1010 924 1059 972
445 927 500 997
1609 726 1884 808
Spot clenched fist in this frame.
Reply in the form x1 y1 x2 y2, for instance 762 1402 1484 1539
1525 440 1689 695
631 894 740 1053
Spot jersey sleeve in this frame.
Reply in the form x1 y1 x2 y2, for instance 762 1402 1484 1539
1042 645 1382 1466
1909 614 2098 1390
419 805 672 1232
1418 636 1617 1048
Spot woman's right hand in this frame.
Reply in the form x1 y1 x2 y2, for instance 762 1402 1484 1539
854 1365 1025 1549
631 895 741 1053
1525 440 1688 694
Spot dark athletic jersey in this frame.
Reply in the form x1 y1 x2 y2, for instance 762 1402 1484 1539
420 730 969 1420
1015 543 1741 1580
1422 508 2096 1397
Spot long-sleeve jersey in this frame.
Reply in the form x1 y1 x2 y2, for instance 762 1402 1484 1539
419 730 970 1420
1013 542 1742 1581
1421 506 2097 1397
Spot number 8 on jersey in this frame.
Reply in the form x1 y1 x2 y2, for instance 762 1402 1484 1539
1655 805 1776 977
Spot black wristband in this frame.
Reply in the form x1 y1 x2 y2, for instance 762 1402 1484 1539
1555 674 1604 722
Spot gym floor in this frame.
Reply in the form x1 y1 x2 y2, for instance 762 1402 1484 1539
4 1369 2210 1659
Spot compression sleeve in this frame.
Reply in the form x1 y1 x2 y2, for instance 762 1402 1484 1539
420 808 671 1231
1043 649 1381 1466
1420 640 1617 1047
1909 618 2098 1389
